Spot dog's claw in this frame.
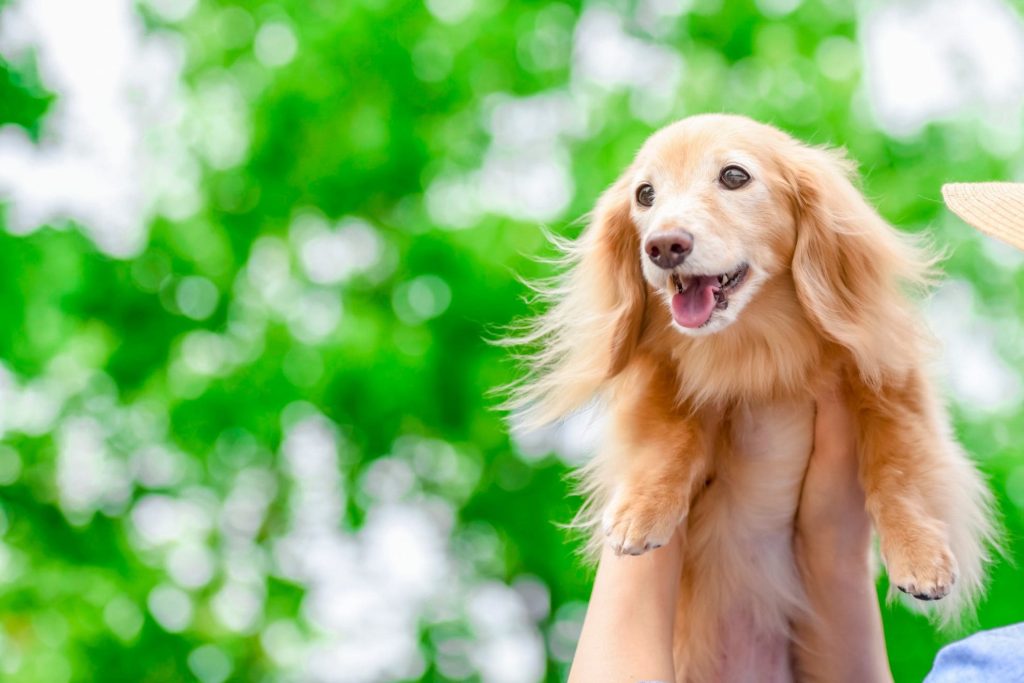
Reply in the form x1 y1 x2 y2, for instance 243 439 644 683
884 530 958 603
894 569 956 602
602 489 682 557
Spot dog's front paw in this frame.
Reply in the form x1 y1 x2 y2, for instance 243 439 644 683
883 530 959 601
601 487 684 556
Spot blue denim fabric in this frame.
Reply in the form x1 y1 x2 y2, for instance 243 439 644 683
924 623 1024 682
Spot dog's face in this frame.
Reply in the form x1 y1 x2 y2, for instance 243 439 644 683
509 113 933 427
627 116 796 336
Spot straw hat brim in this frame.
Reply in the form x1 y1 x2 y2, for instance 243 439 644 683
942 182 1024 252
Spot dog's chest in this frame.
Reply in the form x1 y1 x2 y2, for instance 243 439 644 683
724 398 815 520
684 398 815 683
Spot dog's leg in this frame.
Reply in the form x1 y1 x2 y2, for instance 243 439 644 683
853 368 958 601
598 353 712 556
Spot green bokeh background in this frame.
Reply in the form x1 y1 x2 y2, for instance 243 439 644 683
1 0 1023 681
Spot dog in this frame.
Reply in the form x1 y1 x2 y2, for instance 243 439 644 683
506 114 997 681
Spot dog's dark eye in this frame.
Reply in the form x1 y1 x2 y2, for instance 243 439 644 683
636 183 656 207
719 165 751 190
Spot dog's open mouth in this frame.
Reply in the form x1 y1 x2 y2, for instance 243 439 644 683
669 263 749 329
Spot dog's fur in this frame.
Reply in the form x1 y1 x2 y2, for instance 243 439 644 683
506 115 997 681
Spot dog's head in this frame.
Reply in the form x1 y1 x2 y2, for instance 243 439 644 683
509 114 934 424
627 115 795 336
587 114 934 380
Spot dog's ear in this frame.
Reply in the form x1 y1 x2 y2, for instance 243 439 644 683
504 173 648 426
785 146 937 385
579 175 649 377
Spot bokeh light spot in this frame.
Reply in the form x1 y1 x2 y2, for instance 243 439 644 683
392 275 452 324
147 584 193 633
103 596 144 642
754 0 802 18
187 644 233 683
425 0 474 24
254 20 297 67
176 276 219 320
815 35 859 81
143 0 197 23
0 445 22 485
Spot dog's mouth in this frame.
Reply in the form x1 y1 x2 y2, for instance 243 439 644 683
668 263 749 329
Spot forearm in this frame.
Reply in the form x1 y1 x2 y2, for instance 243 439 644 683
794 380 892 683
793 536 893 683
568 534 683 683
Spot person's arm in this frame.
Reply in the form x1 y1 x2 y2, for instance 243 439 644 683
791 381 893 683
568 381 893 683
567 532 683 683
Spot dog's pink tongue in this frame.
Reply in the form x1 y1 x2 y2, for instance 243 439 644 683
671 277 717 328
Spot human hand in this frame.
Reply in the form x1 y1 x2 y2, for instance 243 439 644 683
567 528 684 683
792 378 893 683
795 379 873 562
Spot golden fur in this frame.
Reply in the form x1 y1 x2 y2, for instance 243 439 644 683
506 114 997 681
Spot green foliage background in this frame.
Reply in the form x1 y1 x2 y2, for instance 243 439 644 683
0 0 1023 681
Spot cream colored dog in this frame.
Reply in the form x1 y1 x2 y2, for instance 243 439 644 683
508 114 997 681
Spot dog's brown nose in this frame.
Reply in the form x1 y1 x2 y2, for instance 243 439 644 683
644 230 694 270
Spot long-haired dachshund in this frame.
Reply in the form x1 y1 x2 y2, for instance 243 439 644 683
507 114 997 681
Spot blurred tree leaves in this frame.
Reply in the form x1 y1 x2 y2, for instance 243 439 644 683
0 0 1022 682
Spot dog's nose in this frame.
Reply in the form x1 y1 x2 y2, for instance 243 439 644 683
644 230 694 269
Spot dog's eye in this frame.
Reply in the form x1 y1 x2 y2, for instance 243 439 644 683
719 165 751 190
636 183 656 207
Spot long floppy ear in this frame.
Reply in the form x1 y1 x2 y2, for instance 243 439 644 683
503 173 648 427
581 175 649 377
786 146 938 386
